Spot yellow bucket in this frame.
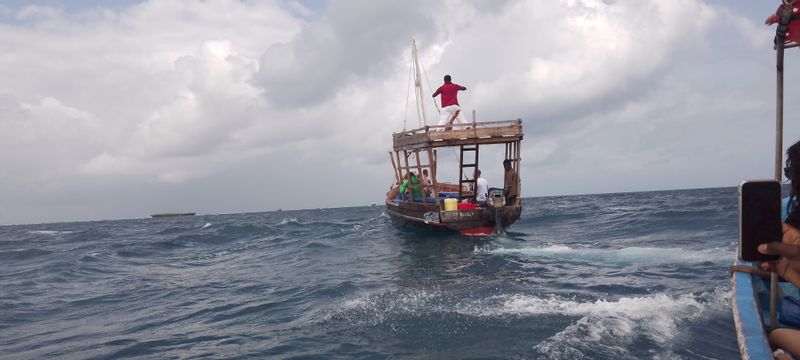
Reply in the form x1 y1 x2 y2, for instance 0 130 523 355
444 198 457 211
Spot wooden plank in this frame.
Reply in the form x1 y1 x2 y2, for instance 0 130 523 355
392 120 523 151
430 136 523 148
414 150 426 203
393 133 431 147
427 147 440 205
732 263 775 360
431 125 521 141
394 135 523 151
389 152 399 184
393 151 403 186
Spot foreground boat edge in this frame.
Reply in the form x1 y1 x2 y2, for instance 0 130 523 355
732 261 774 360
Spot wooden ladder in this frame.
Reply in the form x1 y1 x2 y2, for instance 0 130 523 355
458 144 479 202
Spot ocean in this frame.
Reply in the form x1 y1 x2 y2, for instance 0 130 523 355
0 187 740 359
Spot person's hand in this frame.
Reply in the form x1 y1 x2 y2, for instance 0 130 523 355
774 348 795 360
767 14 780 25
759 224 800 286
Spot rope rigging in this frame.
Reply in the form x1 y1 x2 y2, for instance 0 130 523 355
401 40 466 180
403 56 413 131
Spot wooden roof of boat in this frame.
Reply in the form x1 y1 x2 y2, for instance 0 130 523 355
391 119 523 151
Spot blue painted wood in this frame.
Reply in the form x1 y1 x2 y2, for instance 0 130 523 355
732 261 774 360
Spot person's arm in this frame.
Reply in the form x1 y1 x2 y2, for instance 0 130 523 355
769 329 800 359
432 87 441 98
766 5 784 25
411 176 422 196
759 223 800 288
399 180 409 196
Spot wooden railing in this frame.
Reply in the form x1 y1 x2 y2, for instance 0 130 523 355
391 119 523 151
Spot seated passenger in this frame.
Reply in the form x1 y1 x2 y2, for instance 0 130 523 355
761 140 800 357
476 170 488 205
386 185 399 201
759 232 800 359
761 140 800 288
399 172 423 200
421 169 433 196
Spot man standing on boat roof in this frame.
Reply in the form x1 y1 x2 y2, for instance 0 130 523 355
432 75 468 129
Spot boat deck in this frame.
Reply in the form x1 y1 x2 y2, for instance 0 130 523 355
392 119 523 151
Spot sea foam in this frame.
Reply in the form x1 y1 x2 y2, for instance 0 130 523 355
478 243 732 266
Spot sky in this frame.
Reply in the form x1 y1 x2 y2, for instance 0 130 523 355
0 0 798 225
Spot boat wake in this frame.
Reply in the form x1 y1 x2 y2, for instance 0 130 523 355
475 242 732 266
325 285 729 359
520 287 730 359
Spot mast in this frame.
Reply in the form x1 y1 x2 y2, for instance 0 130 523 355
769 0 795 331
411 40 428 127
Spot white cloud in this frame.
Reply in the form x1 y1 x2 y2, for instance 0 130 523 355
0 96 103 190
0 0 785 223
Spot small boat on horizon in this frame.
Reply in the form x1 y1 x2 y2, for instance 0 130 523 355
150 212 196 218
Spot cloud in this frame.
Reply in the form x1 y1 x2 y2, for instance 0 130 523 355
254 0 438 107
0 95 102 190
1 1 302 185
0 0 784 223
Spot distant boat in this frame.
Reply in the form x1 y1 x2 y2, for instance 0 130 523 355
150 212 196 218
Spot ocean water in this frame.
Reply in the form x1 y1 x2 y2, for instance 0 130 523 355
0 187 740 359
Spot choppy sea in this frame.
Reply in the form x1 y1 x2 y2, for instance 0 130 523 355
1 187 741 359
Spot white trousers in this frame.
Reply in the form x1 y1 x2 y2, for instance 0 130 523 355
438 105 468 127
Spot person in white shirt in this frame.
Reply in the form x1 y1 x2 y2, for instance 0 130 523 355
421 169 433 186
475 170 489 204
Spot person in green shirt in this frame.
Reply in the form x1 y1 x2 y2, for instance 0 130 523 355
399 172 423 200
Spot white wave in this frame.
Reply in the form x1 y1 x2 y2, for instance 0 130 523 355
277 217 299 225
522 288 730 359
202 222 212 229
478 244 732 266
325 289 439 328
27 230 74 235
326 286 730 358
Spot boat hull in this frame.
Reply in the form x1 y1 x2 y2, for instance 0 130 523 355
384 200 521 235
732 261 774 360
732 260 800 359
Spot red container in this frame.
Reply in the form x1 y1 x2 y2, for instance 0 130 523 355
458 202 478 210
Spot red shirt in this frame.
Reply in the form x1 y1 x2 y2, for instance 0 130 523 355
767 4 800 44
433 82 466 107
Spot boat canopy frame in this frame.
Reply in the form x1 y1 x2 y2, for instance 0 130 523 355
391 119 523 151
388 119 523 205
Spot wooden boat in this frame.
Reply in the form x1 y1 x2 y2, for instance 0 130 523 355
732 261 800 359
384 41 523 235
733 2 799 358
